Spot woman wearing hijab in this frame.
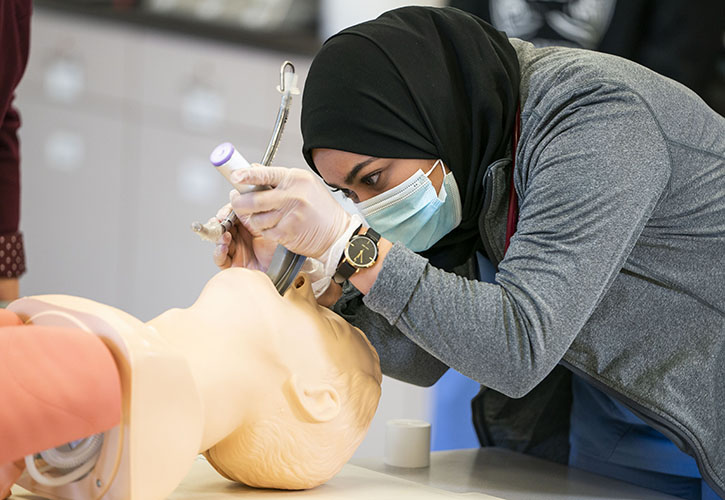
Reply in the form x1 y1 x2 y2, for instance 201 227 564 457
215 7 725 499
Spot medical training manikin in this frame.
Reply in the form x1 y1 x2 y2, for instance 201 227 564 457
0 269 382 499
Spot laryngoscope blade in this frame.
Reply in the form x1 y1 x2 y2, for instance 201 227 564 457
261 62 308 295
191 61 306 295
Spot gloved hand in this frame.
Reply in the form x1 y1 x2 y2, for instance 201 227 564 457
230 166 351 260
296 212 364 299
211 191 278 272
211 200 332 294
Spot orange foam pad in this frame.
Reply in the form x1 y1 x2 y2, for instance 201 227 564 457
0 325 122 464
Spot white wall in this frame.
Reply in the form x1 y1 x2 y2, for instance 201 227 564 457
319 0 448 40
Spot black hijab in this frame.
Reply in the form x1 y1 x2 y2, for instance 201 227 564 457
301 6 520 270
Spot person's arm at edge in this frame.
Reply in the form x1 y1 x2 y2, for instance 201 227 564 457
0 0 32 301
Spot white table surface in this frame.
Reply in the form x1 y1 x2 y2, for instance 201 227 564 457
353 447 681 500
11 456 504 500
11 448 681 499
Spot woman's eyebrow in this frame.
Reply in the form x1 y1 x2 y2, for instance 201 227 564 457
345 157 379 185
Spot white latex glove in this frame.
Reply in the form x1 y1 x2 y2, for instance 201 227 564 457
229 165 351 260
299 213 364 298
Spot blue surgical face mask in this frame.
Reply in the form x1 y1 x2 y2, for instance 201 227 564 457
355 160 463 251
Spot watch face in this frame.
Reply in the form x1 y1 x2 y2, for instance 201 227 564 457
345 235 378 268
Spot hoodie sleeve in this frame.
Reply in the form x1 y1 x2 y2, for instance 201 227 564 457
362 87 671 398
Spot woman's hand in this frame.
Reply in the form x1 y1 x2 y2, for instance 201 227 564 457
229 166 351 259
212 196 277 272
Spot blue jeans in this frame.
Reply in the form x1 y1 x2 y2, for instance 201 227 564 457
569 375 722 500
570 450 721 500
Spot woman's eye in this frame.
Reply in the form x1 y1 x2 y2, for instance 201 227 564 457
361 172 380 187
345 190 360 203
328 184 358 202
329 186 353 199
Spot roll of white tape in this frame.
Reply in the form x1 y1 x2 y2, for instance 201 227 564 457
384 419 431 468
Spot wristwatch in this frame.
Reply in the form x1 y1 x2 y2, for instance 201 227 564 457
333 226 381 285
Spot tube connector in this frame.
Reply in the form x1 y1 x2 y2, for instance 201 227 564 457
191 221 224 242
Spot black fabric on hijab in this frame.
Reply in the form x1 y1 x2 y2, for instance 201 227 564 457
301 6 520 270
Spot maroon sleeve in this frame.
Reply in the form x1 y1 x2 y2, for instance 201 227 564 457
0 0 32 278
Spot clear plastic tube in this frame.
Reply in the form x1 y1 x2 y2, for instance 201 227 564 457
39 434 103 469
25 447 101 487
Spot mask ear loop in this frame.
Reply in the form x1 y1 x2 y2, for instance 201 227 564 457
424 159 448 201
424 159 444 178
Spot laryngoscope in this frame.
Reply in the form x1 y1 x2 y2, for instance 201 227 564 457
191 61 307 295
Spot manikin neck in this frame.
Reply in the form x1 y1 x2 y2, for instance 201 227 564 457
146 307 257 452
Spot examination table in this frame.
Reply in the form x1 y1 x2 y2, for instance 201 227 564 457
11 448 679 499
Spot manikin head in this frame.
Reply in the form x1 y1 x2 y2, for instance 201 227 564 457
6 268 381 497
178 269 383 490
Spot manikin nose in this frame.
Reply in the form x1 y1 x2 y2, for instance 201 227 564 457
286 273 316 303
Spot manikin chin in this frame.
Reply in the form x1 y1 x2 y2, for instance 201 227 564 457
4 268 382 498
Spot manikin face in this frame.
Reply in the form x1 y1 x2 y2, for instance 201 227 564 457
188 267 380 386
192 268 382 490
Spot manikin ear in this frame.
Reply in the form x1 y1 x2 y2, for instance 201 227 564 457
288 374 341 423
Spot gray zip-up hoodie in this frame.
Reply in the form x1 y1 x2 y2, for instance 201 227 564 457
333 40 725 495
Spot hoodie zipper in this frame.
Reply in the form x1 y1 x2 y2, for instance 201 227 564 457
480 159 510 266
560 360 725 498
